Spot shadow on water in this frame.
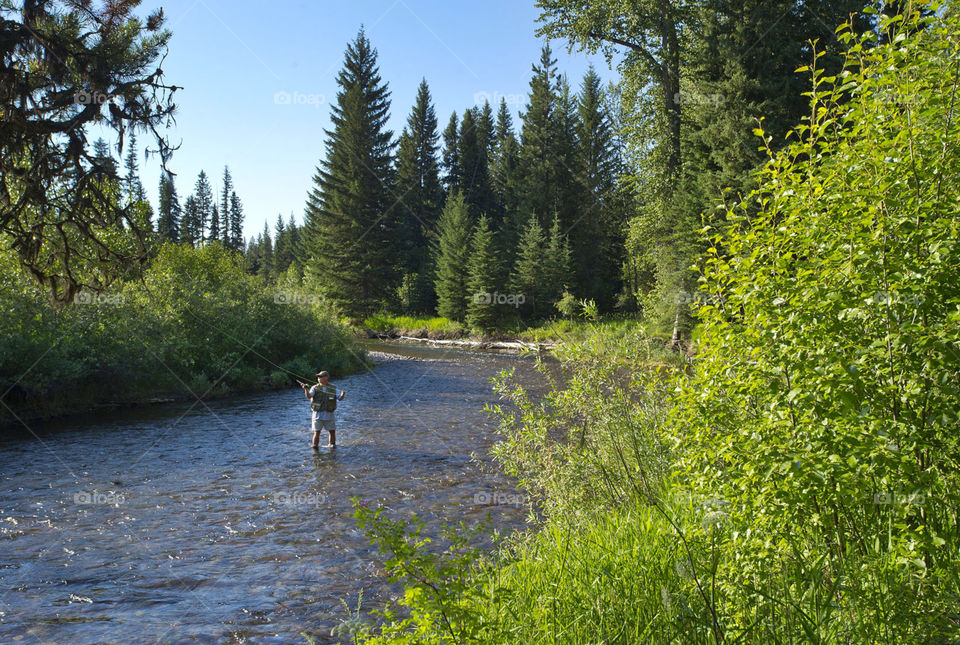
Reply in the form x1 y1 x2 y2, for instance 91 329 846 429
0 341 549 644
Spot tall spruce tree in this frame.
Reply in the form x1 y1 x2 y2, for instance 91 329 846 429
123 131 143 200
300 29 396 317
395 79 443 313
274 214 294 274
440 111 461 196
518 44 561 227
543 214 572 306
208 201 221 243
576 67 623 308
491 98 522 248
465 215 500 331
552 75 584 240
475 100 495 159
193 171 213 243
157 173 180 243
510 215 547 318
458 108 494 217
259 221 274 279
229 191 244 252
220 167 234 245
433 191 472 321
92 138 118 175
181 195 200 247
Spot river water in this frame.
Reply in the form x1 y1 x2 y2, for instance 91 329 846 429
0 342 542 644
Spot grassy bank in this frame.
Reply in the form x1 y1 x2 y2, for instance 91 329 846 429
0 243 365 427
356 313 651 347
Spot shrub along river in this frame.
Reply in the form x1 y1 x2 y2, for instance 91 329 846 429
0 341 541 644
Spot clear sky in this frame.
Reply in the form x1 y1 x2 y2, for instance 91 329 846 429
124 0 618 243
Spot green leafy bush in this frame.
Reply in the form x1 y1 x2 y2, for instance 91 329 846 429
0 243 363 424
671 7 960 640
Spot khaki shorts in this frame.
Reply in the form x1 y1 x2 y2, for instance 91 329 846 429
312 415 336 432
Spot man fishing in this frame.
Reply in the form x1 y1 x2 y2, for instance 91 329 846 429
300 370 346 449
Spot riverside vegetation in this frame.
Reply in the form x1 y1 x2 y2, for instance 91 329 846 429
0 243 363 425
346 8 960 644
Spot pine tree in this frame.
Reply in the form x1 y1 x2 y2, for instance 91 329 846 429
543 214 572 306
181 195 200 247
494 98 514 143
491 98 522 245
245 235 261 275
510 215 547 318
475 100 495 159
286 214 299 257
193 171 213 243
299 28 396 317
433 192 472 321
440 111 461 196
259 221 274 279
157 173 180 242
122 131 152 229
553 75 583 232
274 214 294 274
209 201 221 243
518 44 560 227
395 79 443 313
576 67 622 308
220 166 234 246
92 138 118 175
458 108 493 217
123 131 143 199
465 215 501 331
229 191 244 251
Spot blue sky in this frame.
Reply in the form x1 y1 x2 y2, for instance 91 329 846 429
125 0 618 242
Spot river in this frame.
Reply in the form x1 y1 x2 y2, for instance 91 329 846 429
0 342 542 644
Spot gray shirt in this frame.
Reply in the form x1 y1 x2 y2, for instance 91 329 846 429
308 384 342 421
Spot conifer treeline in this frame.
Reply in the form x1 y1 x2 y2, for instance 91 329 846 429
299 30 628 325
156 165 246 252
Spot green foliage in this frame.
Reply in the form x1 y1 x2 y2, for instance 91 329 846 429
465 216 500 331
0 243 362 424
554 290 578 319
395 79 443 314
351 501 490 644
350 7 960 643
458 108 494 217
509 215 546 317
543 215 572 305
361 314 464 337
670 8 960 638
299 28 397 318
0 0 177 306
433 192 473 322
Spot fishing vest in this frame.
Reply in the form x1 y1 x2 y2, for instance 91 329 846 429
311 384 337 413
